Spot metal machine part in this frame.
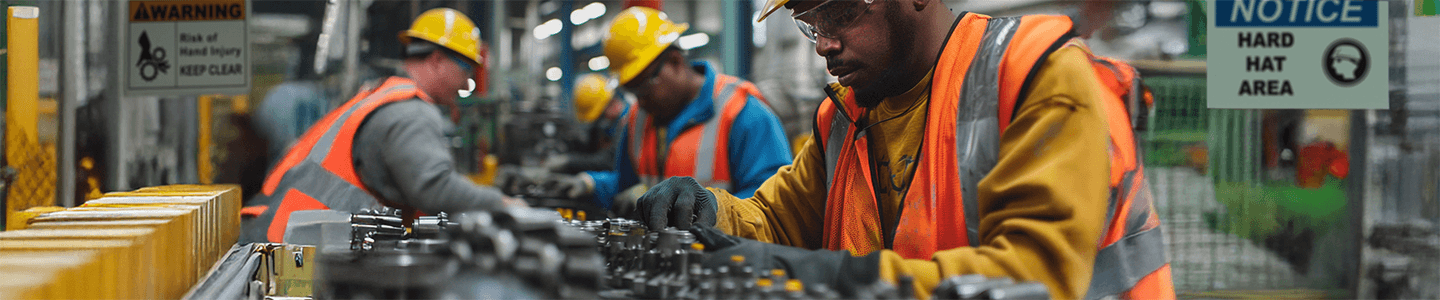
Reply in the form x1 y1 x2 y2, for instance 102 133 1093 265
311 206 1051 300
317 207 601 299
1367 221 1440 299
571 216 913 300
185 243 318 300
931 274 1051 300
494 166 607 218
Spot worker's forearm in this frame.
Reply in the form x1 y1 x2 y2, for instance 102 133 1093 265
710 137 828 249
408 173 508 213
385 142 507 213
584 170 620 209
557 148 616 173
376 103 507 214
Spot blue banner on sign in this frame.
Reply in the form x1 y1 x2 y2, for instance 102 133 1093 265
1216 0 1378 27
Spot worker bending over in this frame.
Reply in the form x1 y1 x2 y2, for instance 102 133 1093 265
630 0 1176 299
241 8 518 243
540 7 792 212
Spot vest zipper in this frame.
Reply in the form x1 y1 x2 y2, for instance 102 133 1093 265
860 95 930 251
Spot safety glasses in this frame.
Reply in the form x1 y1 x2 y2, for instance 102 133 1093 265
447 53 476 76
791 0 876 43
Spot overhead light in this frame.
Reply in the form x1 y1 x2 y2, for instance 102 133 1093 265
570 9 589 25
570 2 608 26
546 67 563 81
676 33 709 50
533 18 563 40
588 56 610 71
584 2 606 17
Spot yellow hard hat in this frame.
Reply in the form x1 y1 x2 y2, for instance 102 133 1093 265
399 7 484 66
574 73 615 123
757 0 791 22
603 7 689 85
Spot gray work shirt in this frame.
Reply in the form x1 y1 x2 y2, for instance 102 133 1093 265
352 98 507 213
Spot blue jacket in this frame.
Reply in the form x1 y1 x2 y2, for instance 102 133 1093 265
586 61 791 208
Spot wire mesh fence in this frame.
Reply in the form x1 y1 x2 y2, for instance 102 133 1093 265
1143 74 1343 294
3 129 56 226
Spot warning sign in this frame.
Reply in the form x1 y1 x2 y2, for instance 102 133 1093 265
124 0 249 96
129 0 244 22
1207 0 1389 109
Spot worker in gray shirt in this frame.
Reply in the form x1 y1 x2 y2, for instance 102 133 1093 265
240 8 518 243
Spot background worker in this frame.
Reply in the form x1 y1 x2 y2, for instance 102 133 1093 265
628 0 1175 299
538 7 791 211
241 8 519 244
546 73 633 174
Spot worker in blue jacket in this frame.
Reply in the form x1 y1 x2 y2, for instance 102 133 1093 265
537 7 790 212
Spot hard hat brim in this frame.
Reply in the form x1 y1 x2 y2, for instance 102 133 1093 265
757 0 789 22
613 23 688 85
400 30 485 66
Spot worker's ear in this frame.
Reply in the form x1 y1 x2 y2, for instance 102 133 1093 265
911 0 934 11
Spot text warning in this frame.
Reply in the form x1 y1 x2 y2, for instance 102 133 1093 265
125 0 250 96
1208 0 1388 109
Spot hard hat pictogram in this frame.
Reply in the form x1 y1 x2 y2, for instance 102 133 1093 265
1323 38 1369 87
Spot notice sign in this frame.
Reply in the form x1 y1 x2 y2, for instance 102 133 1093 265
124 0 249 96
1208 0 1388 109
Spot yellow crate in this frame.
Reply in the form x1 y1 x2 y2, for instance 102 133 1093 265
0 184 245 299
23 219 208 296
0 251 102 299
83 195 239 260
28 207 213 279
50 207 200 254
81 199 219 262
0 228 185 299
0 240 143 299
100 186 242 261
5 206 63 231
79 198 221 285
25 219 171 229
0 270 62 299
129 183 239 194
27 208 207 282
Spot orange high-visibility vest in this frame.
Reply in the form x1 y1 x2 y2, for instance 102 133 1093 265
243 77 430 243
813 14 1174 300
626 74 765 191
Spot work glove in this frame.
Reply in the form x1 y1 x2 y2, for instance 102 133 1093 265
690 226 884 297
632 177 717 230
540 172 593 200
542 154 572 173
609 184 647 216
494 167 531 196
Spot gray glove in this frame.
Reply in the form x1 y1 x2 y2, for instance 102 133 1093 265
542 155 572 173
690 226 883 298
541 173 593 200
632 177 717 230
495 167 530 196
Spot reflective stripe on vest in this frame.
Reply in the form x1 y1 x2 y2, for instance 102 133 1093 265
814 13 1173 300
626 75 756 191
249 77 427 243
